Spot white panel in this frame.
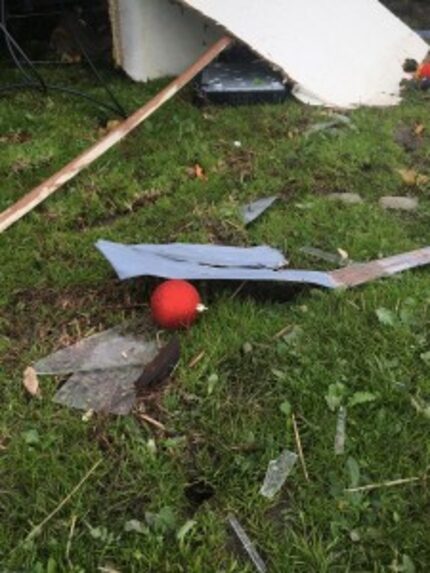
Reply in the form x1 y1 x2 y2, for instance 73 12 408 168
115 0 222 82
180 0 428 108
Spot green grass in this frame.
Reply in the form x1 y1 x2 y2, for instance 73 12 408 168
1 65 430 572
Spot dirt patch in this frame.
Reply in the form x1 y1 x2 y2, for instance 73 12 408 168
75 188 167 230
2 280 152 371
184 480 216 508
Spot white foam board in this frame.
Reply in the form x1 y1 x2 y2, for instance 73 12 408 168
112 0 222 82
180 0 428 108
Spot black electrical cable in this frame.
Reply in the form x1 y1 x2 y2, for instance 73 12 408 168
0 0 127 117
71 27 127 117
0 82 128 116
0 0 46 89
0 21 47 91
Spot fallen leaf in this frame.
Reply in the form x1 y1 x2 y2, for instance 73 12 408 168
98 119 122 137
185 163 208 181
325 382 347 412
414 124 425 136
134 336 180 397
348 391 378 408
416 174 429 186
398 168 418 186
106 119 121 131
376 307 397 327
337 248 349 261
23 366 41 398
194 163 207 180
397 168 429 188
22 429 40 446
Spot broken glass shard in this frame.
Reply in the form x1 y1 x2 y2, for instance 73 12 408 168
260 449 298 498
240 196 278 225
34 327 158 375
33 326 167 415
334 406 347 455
300 246 351 266
228 514 267 573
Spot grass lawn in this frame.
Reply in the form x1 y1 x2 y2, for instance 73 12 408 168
1 64 430 572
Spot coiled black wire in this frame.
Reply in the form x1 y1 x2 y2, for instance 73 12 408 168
0 0 127 117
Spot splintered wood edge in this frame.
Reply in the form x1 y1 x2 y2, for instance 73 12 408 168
330 246 430 288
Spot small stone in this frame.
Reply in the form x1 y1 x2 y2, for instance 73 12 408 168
328 192 363 204
242 342 253 354
379 196 418 211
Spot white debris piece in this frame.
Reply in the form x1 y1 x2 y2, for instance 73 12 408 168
180 0 427 108
111 0 427 108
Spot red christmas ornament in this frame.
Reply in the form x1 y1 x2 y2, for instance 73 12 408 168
150 280 205 330
417 62 430 80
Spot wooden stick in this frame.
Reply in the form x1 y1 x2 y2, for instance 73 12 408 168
273 324 292 340
345 476 422 493
292 413 310 482
139 413 166 432
188 350 206 368
66 514 78 569
25 459 102 542
0 36 233 233
229 281 247 300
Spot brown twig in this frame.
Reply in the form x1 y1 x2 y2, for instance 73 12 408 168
292 413 310 482
139 413 166 432
188 350 206 369
345 476 423 493
66 514 78 569
230 281 246 300
25 459 102 542
273 325 292 340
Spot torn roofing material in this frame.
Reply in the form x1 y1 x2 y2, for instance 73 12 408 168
179 0 428 108
96 240 337 288
96 241 430 290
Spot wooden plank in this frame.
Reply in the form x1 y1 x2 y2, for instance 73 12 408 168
0 35 233 233
330 246 430 287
